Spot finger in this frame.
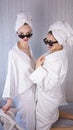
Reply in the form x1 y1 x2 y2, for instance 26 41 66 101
2 107 7 113
40 57 45 61
2 106 10 111
41 58 45 63
3 108 9 113
40 59 45 65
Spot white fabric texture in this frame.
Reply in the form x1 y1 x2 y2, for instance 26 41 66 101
29 51 51 84
48 21 73 46
0 109 24 130
2 44 35 97
2 44 36 130
15 87 35 130
29 66 47 84
15 12 32 32
35 47 68 130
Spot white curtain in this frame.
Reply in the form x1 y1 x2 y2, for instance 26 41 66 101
0 0 73 102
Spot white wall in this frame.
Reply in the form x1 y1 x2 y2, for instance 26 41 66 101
0 0 73 101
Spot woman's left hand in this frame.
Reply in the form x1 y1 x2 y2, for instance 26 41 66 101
36 55 45 68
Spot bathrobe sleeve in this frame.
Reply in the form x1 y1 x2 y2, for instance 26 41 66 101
43 53 67 91
2 51 17 98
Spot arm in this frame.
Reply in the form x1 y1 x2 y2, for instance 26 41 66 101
2 98 12 113
3 51 17 98
2 51 17 112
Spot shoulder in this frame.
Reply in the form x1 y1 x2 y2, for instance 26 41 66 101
8 45 18 61
9 45 18 57
46 48 67 62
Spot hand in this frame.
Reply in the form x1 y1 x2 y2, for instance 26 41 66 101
2 98 12 113
2 104 11 113
36 55 45 68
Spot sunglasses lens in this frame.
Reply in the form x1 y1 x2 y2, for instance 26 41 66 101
18 35 25 39
26 33 33 38
43 38 48 45
43 38 57 46
48 42 53 46
18 33 33 39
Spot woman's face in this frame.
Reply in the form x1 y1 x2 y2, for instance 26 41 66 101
46 33 63 52
17 24 32 44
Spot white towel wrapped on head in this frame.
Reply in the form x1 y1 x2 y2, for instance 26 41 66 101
15 12 32 32
48 21 73 46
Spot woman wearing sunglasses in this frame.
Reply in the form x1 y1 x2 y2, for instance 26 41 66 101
30 21 73 130
2 12 36 130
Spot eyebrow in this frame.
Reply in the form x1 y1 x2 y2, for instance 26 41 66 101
18 31 32 34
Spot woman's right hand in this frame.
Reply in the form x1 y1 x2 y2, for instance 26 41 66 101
2 98 12 113
36 55 45 68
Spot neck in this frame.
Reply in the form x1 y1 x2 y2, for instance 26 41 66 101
17 41 31 58
50 45 63 53
18 41 29 50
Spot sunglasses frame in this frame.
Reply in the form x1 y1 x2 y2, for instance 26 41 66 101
18 33 33 39
43 38 58 46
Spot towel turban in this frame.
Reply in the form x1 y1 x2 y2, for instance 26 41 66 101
15 12 32 32
48 21 73 46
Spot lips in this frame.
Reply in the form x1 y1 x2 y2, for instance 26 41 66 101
23 38 28 42
47 44 51 49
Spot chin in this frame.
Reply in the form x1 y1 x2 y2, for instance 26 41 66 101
23 40 28 42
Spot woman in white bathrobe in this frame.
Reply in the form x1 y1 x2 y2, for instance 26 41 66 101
30 21 73 130
2 12 36 130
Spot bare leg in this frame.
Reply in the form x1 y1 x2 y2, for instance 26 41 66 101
50 110 73 130
51 127 73 130
59 110 73 120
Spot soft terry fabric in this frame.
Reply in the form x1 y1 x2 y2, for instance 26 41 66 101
48 21 73 46
2 44 36 130
30 47 68 130
3 44 35 97
15 12 32 32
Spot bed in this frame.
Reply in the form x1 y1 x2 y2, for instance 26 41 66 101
0 99 73 130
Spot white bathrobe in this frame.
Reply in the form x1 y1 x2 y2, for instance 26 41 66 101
34 48 68 130
2 44 36 130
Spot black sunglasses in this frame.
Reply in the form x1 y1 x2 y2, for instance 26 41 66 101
18 33 33 39
43 38 58 46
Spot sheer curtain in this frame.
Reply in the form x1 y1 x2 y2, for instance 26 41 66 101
0 0 73 101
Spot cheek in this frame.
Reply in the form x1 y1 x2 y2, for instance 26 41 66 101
18 38 22 41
